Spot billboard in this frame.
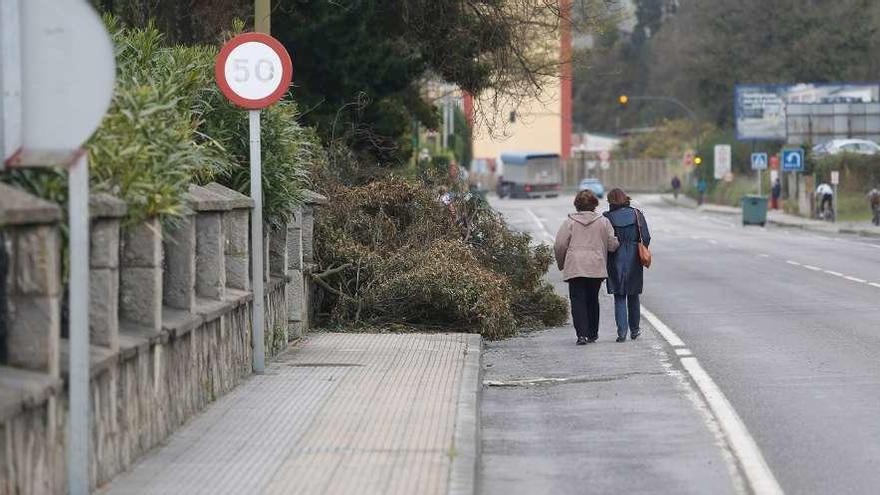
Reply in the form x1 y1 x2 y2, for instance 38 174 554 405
734 83 880 141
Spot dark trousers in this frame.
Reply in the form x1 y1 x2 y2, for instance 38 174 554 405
568 277 603 339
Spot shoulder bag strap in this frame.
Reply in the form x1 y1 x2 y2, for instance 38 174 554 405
633 209 643 243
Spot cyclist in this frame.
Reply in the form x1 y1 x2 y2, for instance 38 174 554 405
816 183 834 220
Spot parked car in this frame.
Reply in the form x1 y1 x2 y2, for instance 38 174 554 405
812 139 880 157
578 178 605 198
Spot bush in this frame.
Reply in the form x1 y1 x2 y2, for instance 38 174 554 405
203 95 318 228
88 19 231 224
688 177 759 207
4 18 317 230
1 20 227 224
812 153 880 192
313 178 567 339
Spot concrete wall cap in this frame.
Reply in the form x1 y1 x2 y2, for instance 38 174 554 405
89 193 128 219
188 185 233 212
303 190 328 205
203 182 255 209
0 183 61 226
0 366 63 422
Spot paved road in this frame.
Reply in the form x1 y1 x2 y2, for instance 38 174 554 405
487 193 880 495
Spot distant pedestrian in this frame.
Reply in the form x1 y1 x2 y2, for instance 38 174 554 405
604 188 651 342
671 176 682 200
697 179 707 206
868 187 880 226
554 190 620 345
771 178 782 210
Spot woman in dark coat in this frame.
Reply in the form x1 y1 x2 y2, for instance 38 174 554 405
604 188 651 342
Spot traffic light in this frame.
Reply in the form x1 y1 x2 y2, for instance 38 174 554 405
694 156 703 166
618 95 629 106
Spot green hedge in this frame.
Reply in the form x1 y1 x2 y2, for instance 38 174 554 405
88 18 231 224
812 153 880 192
3 18 316 229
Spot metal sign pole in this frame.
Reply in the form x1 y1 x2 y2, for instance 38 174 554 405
752 141 758 196
833 183 838 223
249 109 265 373
68 151 90 495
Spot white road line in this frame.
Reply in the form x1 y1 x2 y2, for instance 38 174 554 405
802 265 822 271
641 307 685 347
708 239 719 245
643 307 784 495
844 276 867 283
757 254 771 258
679 357 785 495
870 282 880 289
525 208 554 244
785 260 801 266
824 270 843 277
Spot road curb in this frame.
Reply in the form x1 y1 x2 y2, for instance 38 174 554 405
661 194 880 237
660 195 697 209
448 333 483 495
840 227 880 238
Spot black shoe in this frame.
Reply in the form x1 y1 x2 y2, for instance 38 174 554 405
616 337 626 343
631 331 641 340
576 337 587 345
586 338 597 343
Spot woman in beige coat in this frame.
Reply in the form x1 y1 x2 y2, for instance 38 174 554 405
554 190 620 345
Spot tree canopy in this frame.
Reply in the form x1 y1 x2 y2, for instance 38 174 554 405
574 0 880 132
97 0 613 168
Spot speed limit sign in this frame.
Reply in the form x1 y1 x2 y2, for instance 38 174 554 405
214 32 293 374
215 32 293 109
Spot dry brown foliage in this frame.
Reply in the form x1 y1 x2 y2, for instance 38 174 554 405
312 178 567 338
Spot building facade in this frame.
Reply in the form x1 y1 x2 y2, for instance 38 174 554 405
464 0 573 170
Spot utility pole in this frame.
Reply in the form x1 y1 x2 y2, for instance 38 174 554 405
255 0 270 34
442 92 449 149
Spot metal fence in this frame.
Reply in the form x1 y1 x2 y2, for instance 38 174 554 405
563 158 676 192
786 102 880 144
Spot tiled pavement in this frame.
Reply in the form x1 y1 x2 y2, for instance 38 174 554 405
100 333 481 495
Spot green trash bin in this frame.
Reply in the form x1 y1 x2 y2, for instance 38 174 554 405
741 195 768 226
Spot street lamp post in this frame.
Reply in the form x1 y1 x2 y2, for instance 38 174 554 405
618 94 703 185
623 95 697 122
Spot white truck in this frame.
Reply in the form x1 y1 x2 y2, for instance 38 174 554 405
496 151 562 199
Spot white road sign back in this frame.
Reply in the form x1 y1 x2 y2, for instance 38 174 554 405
714 144 732 180
10 0 115 166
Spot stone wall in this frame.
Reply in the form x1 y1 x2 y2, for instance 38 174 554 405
0 182 325 494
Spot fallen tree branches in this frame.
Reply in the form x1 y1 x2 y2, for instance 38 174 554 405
312 178 567 339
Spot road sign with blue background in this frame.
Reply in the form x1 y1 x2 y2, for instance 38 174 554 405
782 148 804 172
751 152 768 170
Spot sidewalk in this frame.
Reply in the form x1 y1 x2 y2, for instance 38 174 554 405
662 194 880 237
480 292 743 494
99 333 482 495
